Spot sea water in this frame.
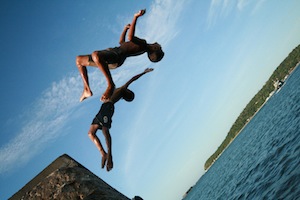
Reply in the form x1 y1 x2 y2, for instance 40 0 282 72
184 65 300 200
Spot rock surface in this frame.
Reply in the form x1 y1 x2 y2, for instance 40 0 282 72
9 154 130 200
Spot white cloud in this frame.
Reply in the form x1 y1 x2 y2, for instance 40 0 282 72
0 52 151 174
207 0 267 28
126 0 186 50
237 0 250 11
0 0 188 175
207 0 231 28
237 0 266 13
0 115 67 173
251 0 267 15
114 0 187 77
120 0 188 185
0 70 108 174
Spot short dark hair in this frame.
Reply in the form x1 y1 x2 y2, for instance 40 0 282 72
123 89 135 102
148 48 164 62
147 43 164 62
132 196 143 200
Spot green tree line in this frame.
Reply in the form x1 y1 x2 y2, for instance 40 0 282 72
204 44 300 170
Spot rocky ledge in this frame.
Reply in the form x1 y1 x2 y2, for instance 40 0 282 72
9 154 131 200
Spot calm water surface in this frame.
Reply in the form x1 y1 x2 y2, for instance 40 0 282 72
184 65 300 200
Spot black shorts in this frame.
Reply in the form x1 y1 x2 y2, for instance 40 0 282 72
89 47 126 69
91 102 115 129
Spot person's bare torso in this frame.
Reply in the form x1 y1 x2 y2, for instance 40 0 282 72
119 37 147 57
108 87 124 104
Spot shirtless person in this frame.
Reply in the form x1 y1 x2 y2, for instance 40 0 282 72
76 9 164 102
88 68 154 171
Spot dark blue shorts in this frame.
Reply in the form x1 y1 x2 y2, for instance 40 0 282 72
91 102 115 129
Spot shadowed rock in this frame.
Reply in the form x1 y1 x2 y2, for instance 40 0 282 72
9 154 130 200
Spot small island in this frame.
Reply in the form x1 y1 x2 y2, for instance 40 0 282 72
204 44 300 170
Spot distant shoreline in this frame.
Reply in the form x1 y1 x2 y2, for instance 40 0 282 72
204 44 300 171
205 61 300 172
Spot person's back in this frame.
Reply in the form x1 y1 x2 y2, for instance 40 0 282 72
118 38 147 57
107 87 125 104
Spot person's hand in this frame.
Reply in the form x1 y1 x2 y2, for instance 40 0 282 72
124 24 130 30
144 68 154 73
135 9 146 17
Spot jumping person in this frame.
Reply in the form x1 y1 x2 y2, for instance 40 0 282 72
76 9 164 102
88 68 154 171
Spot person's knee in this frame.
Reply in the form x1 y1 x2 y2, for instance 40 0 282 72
91 51 100 63
76 56 84 68
88 130 96 139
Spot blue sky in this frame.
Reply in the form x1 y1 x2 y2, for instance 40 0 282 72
1 0 300 199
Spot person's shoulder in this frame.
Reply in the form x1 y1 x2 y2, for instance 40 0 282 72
119 86 128 92
113 87 126 96
132 36 147 45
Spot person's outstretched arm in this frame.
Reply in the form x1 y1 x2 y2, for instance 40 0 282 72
119 24 130 44
123 68 153 88
127 9 146 41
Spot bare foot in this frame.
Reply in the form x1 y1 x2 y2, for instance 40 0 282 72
101 84 115 101
106 154 113 171
101 153 107 169
80 90 93 102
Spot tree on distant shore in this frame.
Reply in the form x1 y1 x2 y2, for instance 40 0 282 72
204 44 300 170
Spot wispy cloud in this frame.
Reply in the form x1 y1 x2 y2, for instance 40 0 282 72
115 0 187 76
142 0 183 45
0 0 187 175
237 0 250 11
0 70 107 174
121 0 188 186
207 0 267 28
207 0 232 28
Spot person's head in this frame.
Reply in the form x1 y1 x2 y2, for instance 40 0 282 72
132 196 143 200
123 89 135 102
147 43 164 62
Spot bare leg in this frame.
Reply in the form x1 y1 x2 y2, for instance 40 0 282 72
92 51 115 101
76 55 93 102
88 124 107 168
102 127 113 171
